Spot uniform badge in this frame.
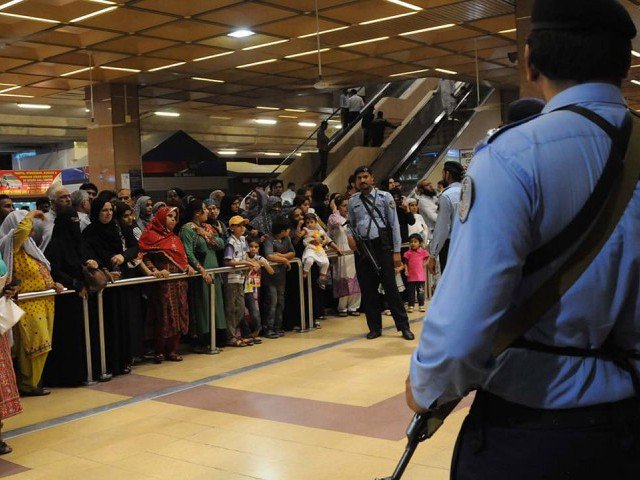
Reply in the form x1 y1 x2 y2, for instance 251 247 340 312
459 175 474 223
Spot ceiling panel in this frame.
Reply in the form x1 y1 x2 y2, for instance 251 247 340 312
196 3 297 27
91 36 179 55
142 20 229 42
321 0 410 23
72 7 175 33
132 0 241 16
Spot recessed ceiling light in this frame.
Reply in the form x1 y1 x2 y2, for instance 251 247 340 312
193 51 234 62
633 50 640 58
192 77 224 83
298 26 348 39
85 108 90 112
359 11 418 25
17 103 51 109
285 48 330 59
285 108 306 113
298 122 317 127
60 67 92 77
339 37 389 48
70 6 117 23
0 1 24 11
148 62 186 72
632 80 640 86
254 119 277 125
0 93 33 98
400 24 456 36
385 0 422 10
100 66 141 73
278 115 298 118
0 85 20 94
435 68 457 75
0 11 59 23
498 28 517 34
390 68 430 77
154 111 180 117
228 29 254 38
328 119 341 123
90 0 116 4
263 152 280 156
242 39 288 51
256 106 279 110
218 150 237 155
237 59 277 69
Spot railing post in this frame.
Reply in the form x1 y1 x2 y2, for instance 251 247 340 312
306 269 314 329
294 259 306 333
82 296 97 386
208 277 220 354
96 291 112 382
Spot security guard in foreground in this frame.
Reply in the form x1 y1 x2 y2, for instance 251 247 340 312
407 0 640 478
347 166 414 341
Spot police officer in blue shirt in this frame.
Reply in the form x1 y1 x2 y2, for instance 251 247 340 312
348 166 414 341
406 0 640 478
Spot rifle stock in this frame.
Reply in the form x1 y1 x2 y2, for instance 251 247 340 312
345 222 381 274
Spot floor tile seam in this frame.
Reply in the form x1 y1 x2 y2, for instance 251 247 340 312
150 450 267 479
5 318 422 440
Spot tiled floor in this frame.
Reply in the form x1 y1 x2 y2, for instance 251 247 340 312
0 309 468 479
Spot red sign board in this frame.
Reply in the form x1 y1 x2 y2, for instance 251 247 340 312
0 170 62 197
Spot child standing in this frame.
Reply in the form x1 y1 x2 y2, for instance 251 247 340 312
243 238 274 344
407 198 430 245
263 216 295 338
224 216 260 347
402 233 429 312
302 212 341 288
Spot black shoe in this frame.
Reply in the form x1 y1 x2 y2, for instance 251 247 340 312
366 331 381 340
338 311 348 317
401 329 415 341
265 330 279 339
348 311 360 316
20 387 50 397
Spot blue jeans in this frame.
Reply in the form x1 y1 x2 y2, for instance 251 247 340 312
244 292 260 336
266 282 286 331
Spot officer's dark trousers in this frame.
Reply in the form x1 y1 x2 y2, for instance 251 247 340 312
451 391 640 480
355 240 409 333
439 239 450 272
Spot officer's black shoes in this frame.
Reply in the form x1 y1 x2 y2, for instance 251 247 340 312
366 331 382 340
401 329 415 341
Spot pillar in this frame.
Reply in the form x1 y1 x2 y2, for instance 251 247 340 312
85 83 141 192
516 0 537 98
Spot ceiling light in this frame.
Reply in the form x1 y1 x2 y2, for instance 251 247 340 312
60 67 92 77
193 51 234 62
498 28 517 34
254 119 277 125
278 115 297 118
400 24 456 36
331 125 342 129
242 39 288 51
285 108 306 112
90 0 116 4
328 119 341 123
85 108 90 112
0 12 59 23
263 152 280 156
70 6 117 23
285 48 330 59
100 66 141 73
154 111 180 117
435 68 457 75
386 0 422 11
390 68 430 77
256 106 279 110
632 80 640 86
0 85 20 94
298 26 348 39
0 93 33 98
298 122 316 127
228 29 254 38
218 150 237 155
339 36 389 48
359 11 418 25
633 50 640 58
237 59 277 69
0 1 23 10
192 77 224 83
210 115 231 120
17 103 51 109
148 61 186 72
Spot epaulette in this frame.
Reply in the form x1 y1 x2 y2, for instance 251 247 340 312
487 113 543 145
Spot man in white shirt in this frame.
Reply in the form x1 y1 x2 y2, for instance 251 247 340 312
281 182 296 206
413 180 438 238
37 184 72 250
339 88 349 129
71 189 91 231
347 89 364 125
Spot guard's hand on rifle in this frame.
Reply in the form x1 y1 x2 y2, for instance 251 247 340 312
405 375 428 413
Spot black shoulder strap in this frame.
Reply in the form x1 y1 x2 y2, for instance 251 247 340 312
522 105 633 276
360 190 389 230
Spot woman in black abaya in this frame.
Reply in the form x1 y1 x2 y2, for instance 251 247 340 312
42 207 98 387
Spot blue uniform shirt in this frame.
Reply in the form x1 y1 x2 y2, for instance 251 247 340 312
348 189 402 253
410 83 640 410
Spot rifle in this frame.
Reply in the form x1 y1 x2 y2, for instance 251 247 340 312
344 220 381 275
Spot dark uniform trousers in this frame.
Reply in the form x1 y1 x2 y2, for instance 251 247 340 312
451 391 640 480
354 238 409 333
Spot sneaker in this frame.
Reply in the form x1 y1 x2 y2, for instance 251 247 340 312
407 306 414 313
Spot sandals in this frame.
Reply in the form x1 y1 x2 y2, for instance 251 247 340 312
166 353 183 362
226 338 246 348
0 441 12 455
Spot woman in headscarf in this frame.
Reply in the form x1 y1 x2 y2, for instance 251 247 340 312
133 195 153 241
0 254 21 454
249 196 282 237
152 201 166 215
0 210 63 396
204 199 226 266
219 194 241 226
82 195 137 376
42 207 98 387
139 206 194 362
179 199 226 353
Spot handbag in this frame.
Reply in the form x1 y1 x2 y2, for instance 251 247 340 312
0 296 25 335
81 266 115 293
